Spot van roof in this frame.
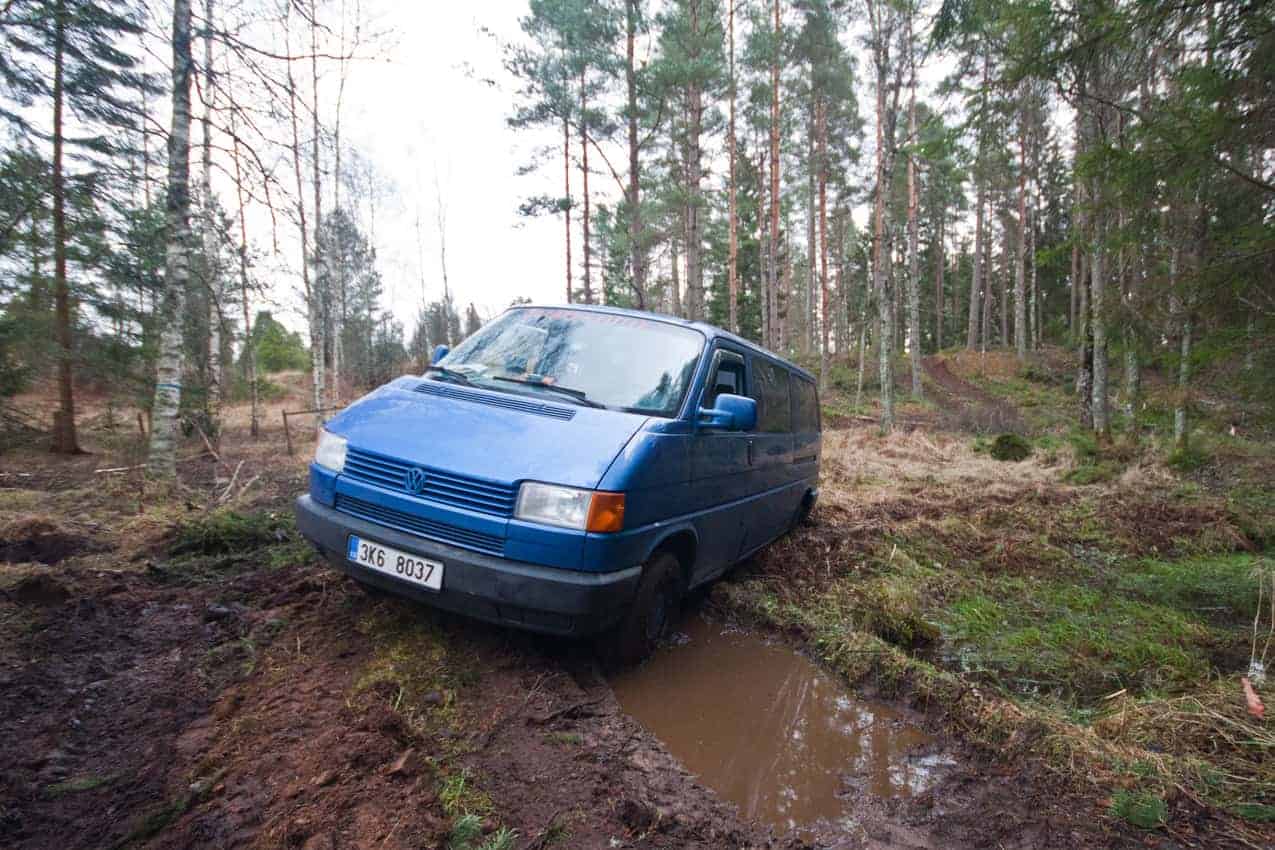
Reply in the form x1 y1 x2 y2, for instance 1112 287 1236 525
515 303 817 382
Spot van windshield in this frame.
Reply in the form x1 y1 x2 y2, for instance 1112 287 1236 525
436 308 704 417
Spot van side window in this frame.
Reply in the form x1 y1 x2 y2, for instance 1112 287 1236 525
753 358 791 433
791 376 819 432
705 350 746 409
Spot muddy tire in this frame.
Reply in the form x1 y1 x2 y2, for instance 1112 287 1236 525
604 552 683 666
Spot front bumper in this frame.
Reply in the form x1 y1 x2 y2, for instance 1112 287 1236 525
294 495 640 636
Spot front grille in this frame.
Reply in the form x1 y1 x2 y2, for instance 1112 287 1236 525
413 380 576 421
334 494 504 556
343 447 516 516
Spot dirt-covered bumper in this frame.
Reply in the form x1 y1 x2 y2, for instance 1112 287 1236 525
294 495 640 636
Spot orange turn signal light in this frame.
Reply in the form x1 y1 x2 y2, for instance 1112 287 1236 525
586 491 625 533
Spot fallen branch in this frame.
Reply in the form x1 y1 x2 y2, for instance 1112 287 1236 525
528 696 606 726
95 464 147 474
219 459 245 502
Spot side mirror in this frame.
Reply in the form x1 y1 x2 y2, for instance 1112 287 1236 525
697 393 757 432
431 344 450 365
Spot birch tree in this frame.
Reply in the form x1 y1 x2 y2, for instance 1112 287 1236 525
148 0 194 475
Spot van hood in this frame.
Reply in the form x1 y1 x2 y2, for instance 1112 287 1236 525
325 377 650 489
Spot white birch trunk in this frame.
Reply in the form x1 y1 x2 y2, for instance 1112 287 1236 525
148 0 193 476
202 0 220 435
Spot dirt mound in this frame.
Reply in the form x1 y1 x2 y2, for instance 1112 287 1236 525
0 515 92 565
8 574 71 606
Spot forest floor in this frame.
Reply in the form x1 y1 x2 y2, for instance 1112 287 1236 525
0 352 1271 850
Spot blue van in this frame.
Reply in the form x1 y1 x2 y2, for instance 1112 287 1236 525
295 305 820 661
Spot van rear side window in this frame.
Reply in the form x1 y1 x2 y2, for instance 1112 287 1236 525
753 358 791 433
792 377 819 432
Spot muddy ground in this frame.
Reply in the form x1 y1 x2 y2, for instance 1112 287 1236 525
0 513 1129 850
1 360 1269 850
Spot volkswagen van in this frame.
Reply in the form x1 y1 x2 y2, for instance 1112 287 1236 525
295 304 820 661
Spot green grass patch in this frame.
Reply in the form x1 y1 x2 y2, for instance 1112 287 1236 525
439 769 492 819
1114 554 1263 623
1229 802 1275 823
1167 445 1210 472
938 577 1225 699
1063 461 1122 485
170 510 294 557
112 796 190 849
447 814 517 850
45 774 115 796
1109 790 1168 829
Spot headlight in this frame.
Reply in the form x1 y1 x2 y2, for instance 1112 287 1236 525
315 430 347 472
515 483 625 532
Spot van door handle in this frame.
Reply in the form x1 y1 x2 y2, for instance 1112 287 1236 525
747 439 755 465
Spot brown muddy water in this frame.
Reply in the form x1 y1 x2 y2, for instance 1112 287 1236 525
610 616 953 833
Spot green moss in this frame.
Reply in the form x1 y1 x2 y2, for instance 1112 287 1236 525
1109 790 1168 829
170 510 294 557
1167 445 1210 472
1064 461 1121 485
991 433 1032 461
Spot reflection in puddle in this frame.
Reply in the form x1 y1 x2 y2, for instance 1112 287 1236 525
610 616 951 832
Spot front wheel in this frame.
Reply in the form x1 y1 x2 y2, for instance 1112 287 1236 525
603 552 683 666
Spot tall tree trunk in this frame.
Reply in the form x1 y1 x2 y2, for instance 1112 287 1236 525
202 0 221 439
148 0 194 475
1029 201 1039 350
563 117 572 303
580 71 592 304
967 189 983 350
671 224 682 317
758 145 770 345
806 89 817 357
1171 246 1190 450
768 0 781 351
980 222 992 351
1090 184 1109 438
1000 214 1009 346
50 0 79 454
872 63 894 430
935 215 944 351
966 53 989 350
230 106 259 438
625 0 646 307
905 65 921 398
309 0 328 408
286 6 322 423
1014 95 1028 360
817 98 830 395
726 0 738 332
685 0 704 321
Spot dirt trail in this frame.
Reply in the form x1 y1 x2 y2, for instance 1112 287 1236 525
921 356 1025 433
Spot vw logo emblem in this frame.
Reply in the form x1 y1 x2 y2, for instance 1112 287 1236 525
405 467 428 494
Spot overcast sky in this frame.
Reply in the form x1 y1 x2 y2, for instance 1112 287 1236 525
309 0 569 332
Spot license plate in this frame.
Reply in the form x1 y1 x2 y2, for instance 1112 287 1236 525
347 535 443 592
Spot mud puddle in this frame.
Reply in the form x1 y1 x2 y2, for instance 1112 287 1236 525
610 615 954 834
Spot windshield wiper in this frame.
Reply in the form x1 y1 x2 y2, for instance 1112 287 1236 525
425 365 473 385
492 376 605 408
